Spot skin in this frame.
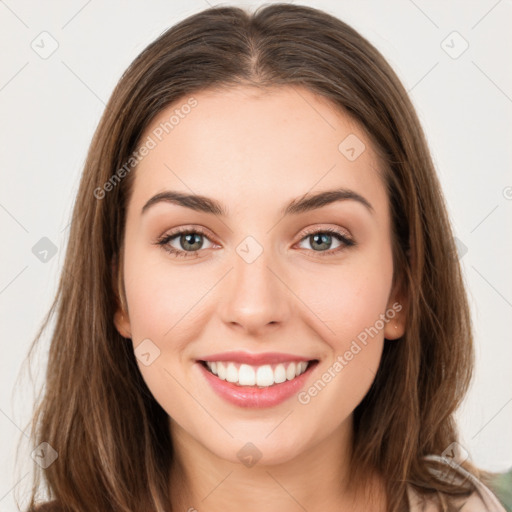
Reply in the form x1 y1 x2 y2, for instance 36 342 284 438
114 85 406 512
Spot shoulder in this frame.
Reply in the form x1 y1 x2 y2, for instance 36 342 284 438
407 455 507 512
408 486 506 512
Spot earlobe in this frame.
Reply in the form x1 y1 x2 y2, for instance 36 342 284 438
384 316 405 340
114 309 132 339
384 284 407 341
112 254 131 339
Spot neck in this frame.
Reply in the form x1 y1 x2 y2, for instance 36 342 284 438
168 416 386 512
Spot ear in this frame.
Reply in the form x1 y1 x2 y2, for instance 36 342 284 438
112 256 132 339
383 275 407 341
114 309 132 339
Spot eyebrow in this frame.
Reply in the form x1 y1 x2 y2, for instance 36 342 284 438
141 188 374 217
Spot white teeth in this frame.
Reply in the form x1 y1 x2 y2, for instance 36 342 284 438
238 364 256 386
286 362 296 380
225 363 238 383
204 360 311 387
216 362 226 380
274 364 287 384
256 365 274 387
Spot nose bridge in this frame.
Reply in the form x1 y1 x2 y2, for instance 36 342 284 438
219 234 289 331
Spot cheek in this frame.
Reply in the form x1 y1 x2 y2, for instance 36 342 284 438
122 245 216 404
122 247 206 414
294 250 393 418
123 245 207 342
296 243 394 352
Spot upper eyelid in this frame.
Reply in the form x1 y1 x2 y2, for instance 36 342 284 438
163 226 217 244
300 225 352 239
160 225 353 246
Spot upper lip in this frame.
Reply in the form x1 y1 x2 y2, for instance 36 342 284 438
198 351 317 366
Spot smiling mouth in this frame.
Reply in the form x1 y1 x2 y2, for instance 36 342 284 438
199 359 319 388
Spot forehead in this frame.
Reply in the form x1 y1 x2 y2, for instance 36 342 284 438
130 85 387 217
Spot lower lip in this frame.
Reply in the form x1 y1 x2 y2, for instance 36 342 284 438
196 361 318 408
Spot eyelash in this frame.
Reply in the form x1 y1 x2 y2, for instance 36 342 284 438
154 226 355 259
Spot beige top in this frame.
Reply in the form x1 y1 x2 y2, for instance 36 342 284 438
407 455 507 511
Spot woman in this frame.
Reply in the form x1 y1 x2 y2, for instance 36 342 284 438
19 4 506 511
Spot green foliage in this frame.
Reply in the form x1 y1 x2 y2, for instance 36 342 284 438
490 468 512 512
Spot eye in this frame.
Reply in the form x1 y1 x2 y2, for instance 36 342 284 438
155 227 216 258
155 226 355 259
296 227 355 256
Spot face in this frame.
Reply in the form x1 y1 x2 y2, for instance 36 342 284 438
114 85 405 467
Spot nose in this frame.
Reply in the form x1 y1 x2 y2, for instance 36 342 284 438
217 243 291 336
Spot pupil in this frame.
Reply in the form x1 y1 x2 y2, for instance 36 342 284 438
183 233 202 250
312 233 331 250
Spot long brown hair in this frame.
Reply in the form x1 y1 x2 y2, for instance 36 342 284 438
17 4 494 511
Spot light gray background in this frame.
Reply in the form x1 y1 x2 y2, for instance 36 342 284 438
1 0 511 509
